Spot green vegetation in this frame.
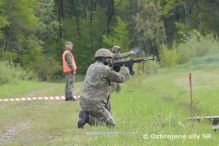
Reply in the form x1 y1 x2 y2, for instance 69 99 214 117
159 45 178 69
0 78 83 99
0 61 36 85
1 0 219 79
0 59 218 145
1 0 219 145
103 17 132 51
157 31 219 69
0 81 45 99
177 30 219 64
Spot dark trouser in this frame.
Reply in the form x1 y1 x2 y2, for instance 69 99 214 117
65 72 74 100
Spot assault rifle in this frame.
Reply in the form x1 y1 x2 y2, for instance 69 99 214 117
113 56 155 75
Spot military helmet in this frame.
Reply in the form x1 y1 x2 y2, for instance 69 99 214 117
95 48 113 58
112 45 121 52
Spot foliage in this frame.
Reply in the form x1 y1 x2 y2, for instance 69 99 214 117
33 56 62 81
134 0 166 52
174 22 187 42
103 17 132 51
0 0 43 69
177 30 219 64
0 0 8 39
143 60 160 75
59 3 109 73
159 44 178 69
0 61 36 85
1 0 219 79
0 49 17 61
36 0 59 41
36 0 59 57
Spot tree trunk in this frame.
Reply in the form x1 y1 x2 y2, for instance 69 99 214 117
94 0 97 11
58 0 64 56
72 0 81 36
184 0 190 30
83 0 88 19
107 0 114 34
197 0 202 32
90 0 93 45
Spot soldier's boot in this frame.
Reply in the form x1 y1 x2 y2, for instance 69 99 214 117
77 111 89 128
65 96 75 101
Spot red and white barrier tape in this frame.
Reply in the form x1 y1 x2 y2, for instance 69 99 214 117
0 96 80 103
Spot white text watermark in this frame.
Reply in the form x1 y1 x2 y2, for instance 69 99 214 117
143 133 212 140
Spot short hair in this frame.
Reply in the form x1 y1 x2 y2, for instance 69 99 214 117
65 41 73 46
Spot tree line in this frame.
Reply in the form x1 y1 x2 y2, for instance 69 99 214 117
0 0 219 80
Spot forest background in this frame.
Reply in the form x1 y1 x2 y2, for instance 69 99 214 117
1 0 219 82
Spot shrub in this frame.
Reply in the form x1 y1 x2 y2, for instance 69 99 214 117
0 61 36 85
33 56 62 81
181 53 219 69
102 17 132 51
132 58 160 75
143 60 160 75
0 50 17 61
159 45 178 69
177 30 219 64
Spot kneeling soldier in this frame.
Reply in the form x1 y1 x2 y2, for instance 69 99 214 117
77 48 130 128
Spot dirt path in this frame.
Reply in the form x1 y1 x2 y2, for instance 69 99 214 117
0 82 82 145
0 122 31 146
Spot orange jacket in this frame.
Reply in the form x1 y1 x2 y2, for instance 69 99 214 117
62 50 77 73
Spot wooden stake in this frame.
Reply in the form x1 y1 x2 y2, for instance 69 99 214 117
189 73 193 118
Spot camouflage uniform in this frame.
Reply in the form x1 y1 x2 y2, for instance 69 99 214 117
79 61 129 127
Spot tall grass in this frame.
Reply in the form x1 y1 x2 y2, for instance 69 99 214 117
159 30 219 69
159 44 178 69
0 65 219 145
0 61 36 85
177 30 219 64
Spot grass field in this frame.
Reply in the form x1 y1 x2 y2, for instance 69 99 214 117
0 61 219 145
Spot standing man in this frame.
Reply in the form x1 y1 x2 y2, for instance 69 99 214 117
62 41 77 101
77 48 130 128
